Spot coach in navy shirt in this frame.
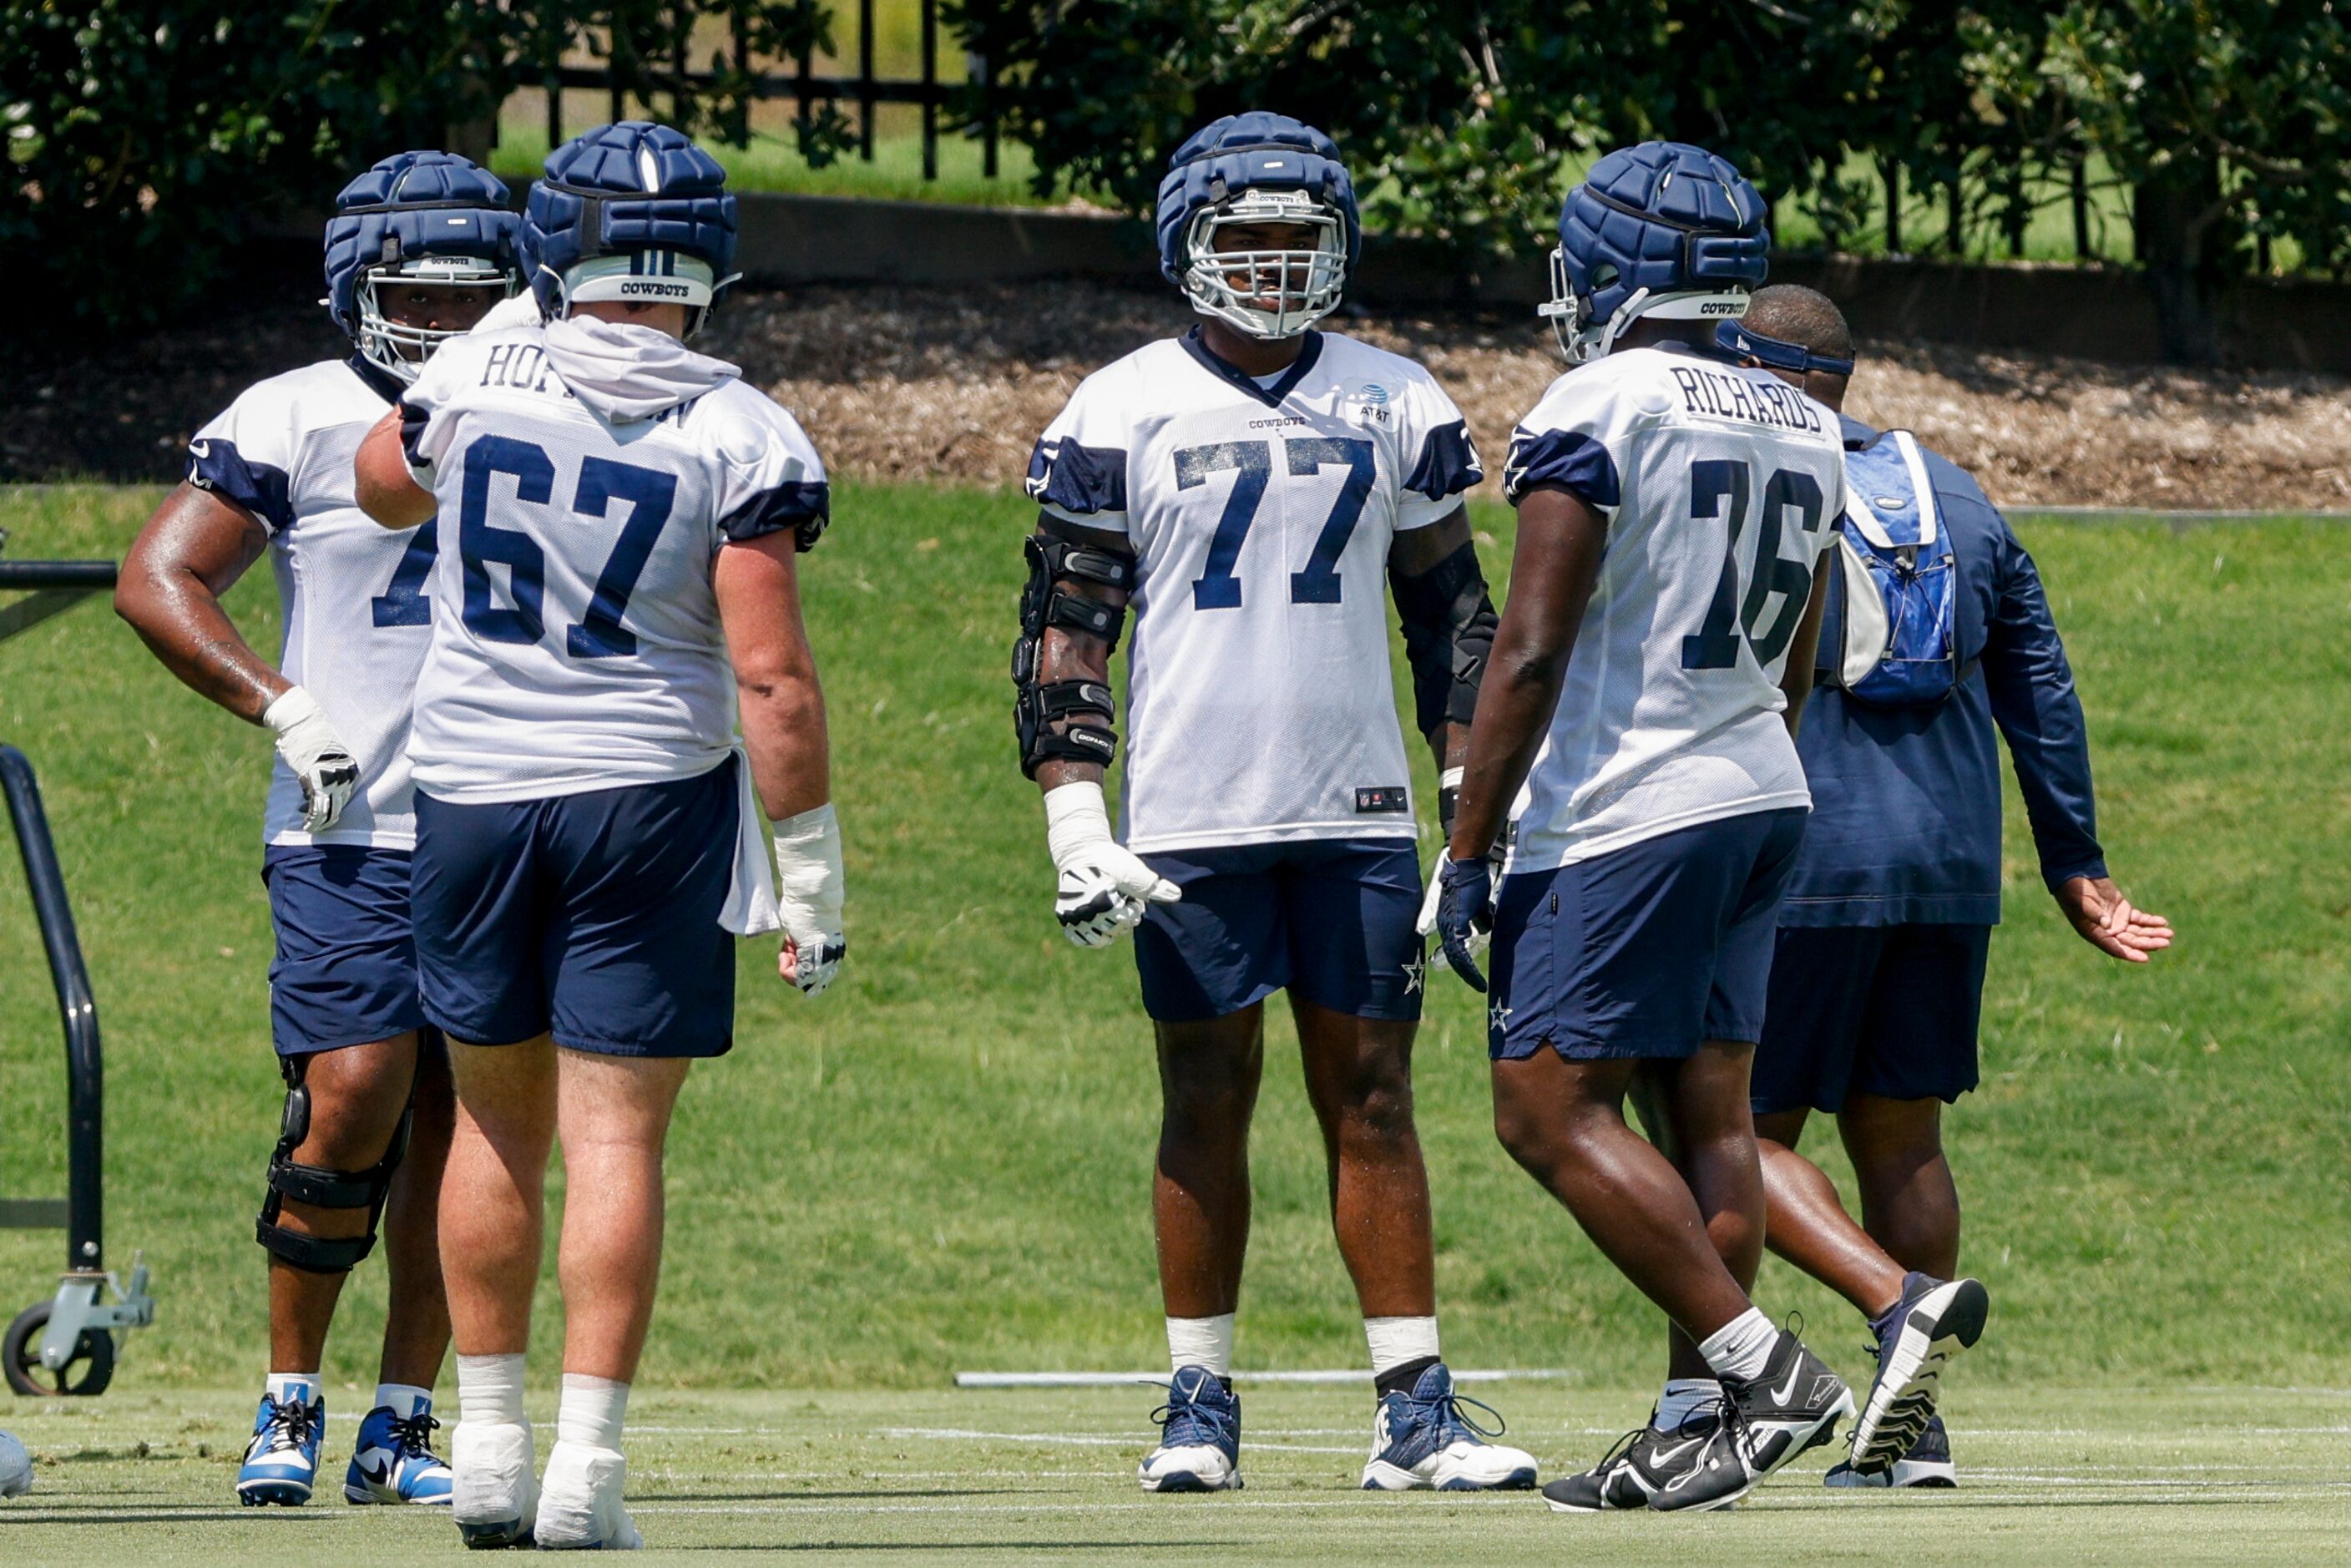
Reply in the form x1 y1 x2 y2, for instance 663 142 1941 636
1732 286 2172 1487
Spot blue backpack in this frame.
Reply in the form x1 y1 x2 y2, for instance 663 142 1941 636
1830 429 1959 708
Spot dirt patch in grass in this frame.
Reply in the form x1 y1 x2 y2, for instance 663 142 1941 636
14 274 2347 512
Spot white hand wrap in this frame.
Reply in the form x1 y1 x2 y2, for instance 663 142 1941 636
263 685 359 833
1044 782 1180 949
771 802 847 997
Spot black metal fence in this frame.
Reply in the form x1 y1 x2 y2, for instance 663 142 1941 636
542 0 997 183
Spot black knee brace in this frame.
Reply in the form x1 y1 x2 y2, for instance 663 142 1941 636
255 1054 413 1274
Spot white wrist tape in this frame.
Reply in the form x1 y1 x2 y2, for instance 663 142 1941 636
1044 781 1116 873
263 686 341 765
771 802 845 933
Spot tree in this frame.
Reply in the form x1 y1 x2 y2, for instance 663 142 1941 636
2019 1 2351 362
957 1 1888 257
0 3 518 334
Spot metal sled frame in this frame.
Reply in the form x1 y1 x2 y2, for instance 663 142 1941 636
1 556 154 1391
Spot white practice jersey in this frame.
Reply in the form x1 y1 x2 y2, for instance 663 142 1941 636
1027 329 1482 854
397 324 829 803
1502 346 1847 873
188 358 429 850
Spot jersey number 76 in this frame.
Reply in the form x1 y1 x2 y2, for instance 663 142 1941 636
1681 458 1824 671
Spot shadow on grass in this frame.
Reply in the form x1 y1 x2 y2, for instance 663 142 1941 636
686 1544 1238 1554
0 1511 346 1525
651 1487 1036 1501
1756 1490 2351 1512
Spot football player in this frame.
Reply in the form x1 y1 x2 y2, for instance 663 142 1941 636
1431 142 1853 1514
1018 111 1535 1495
1728 284 2171 1487
114 151 520 1508
353 120 844 1551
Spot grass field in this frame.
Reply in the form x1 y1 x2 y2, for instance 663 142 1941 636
2 481 2348 1552
7 1383 2351 1562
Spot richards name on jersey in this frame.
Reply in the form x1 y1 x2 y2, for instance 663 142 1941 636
1665 362 1828 433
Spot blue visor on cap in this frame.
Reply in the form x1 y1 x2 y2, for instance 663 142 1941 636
1716 321 1853 377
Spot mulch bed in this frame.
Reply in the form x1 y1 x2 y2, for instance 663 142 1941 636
15 275 2344 512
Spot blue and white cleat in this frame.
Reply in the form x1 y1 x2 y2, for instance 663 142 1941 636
1828 1412 1959 1489
1139 1366 1243 1492
345 1393 454 1505
1848 1274 1989 1477
1361 1363 1539 1491
237 1382 326 1506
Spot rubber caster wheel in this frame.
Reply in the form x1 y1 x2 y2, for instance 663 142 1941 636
4 1301 114 1396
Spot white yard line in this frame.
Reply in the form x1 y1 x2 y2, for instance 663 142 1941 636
877 1427 1363 1456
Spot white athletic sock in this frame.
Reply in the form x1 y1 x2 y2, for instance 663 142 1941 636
1696 1308 1779 1384
1654 1378 1721 1431
457 1352 528 1428
375 1382 432 1419
1165 1314 1236 1378
556 1373 630 1453
264 1371 317 1405
1364 1317 1442 1379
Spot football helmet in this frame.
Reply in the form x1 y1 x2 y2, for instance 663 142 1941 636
324 151 521 384
1540 141 1770 362
1155 111 1360 340
523 120 739 338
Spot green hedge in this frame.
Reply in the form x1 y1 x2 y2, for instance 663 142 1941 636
5 2 2343 360
957 0 2349 362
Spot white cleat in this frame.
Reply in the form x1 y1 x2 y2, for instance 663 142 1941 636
534 1439 642 1550
1140 1442 1243 1493
1363 1438 1543 1492
451 1419 538 1550
1360 1364 1538 1492
1138 1368 1245 1493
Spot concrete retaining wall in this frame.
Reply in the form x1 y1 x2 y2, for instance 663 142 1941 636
734 191 2351 374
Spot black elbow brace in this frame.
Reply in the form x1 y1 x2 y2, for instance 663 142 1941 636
1014 532 1135 777
1393 542 1498 737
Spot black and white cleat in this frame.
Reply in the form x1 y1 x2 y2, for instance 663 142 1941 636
1650 1335 1852 1514
1545 1409 1718 1513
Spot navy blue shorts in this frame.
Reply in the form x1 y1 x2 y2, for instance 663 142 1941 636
410 761 738 1059
261 846 430 1056
1489 808 1807 1063
1134 838 1424 1024
1751 923 1992 1115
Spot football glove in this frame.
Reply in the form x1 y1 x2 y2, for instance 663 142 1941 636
1044 781 1179 948
772 802 847 998
1419 853 1494 992
263 686 360 833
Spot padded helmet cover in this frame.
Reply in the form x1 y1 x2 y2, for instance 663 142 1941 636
523 120 739 318
1557 140 1770 331
322 151 518 341
1153 111 1362 286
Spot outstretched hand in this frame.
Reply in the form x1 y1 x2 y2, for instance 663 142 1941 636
2055 876 2173 964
